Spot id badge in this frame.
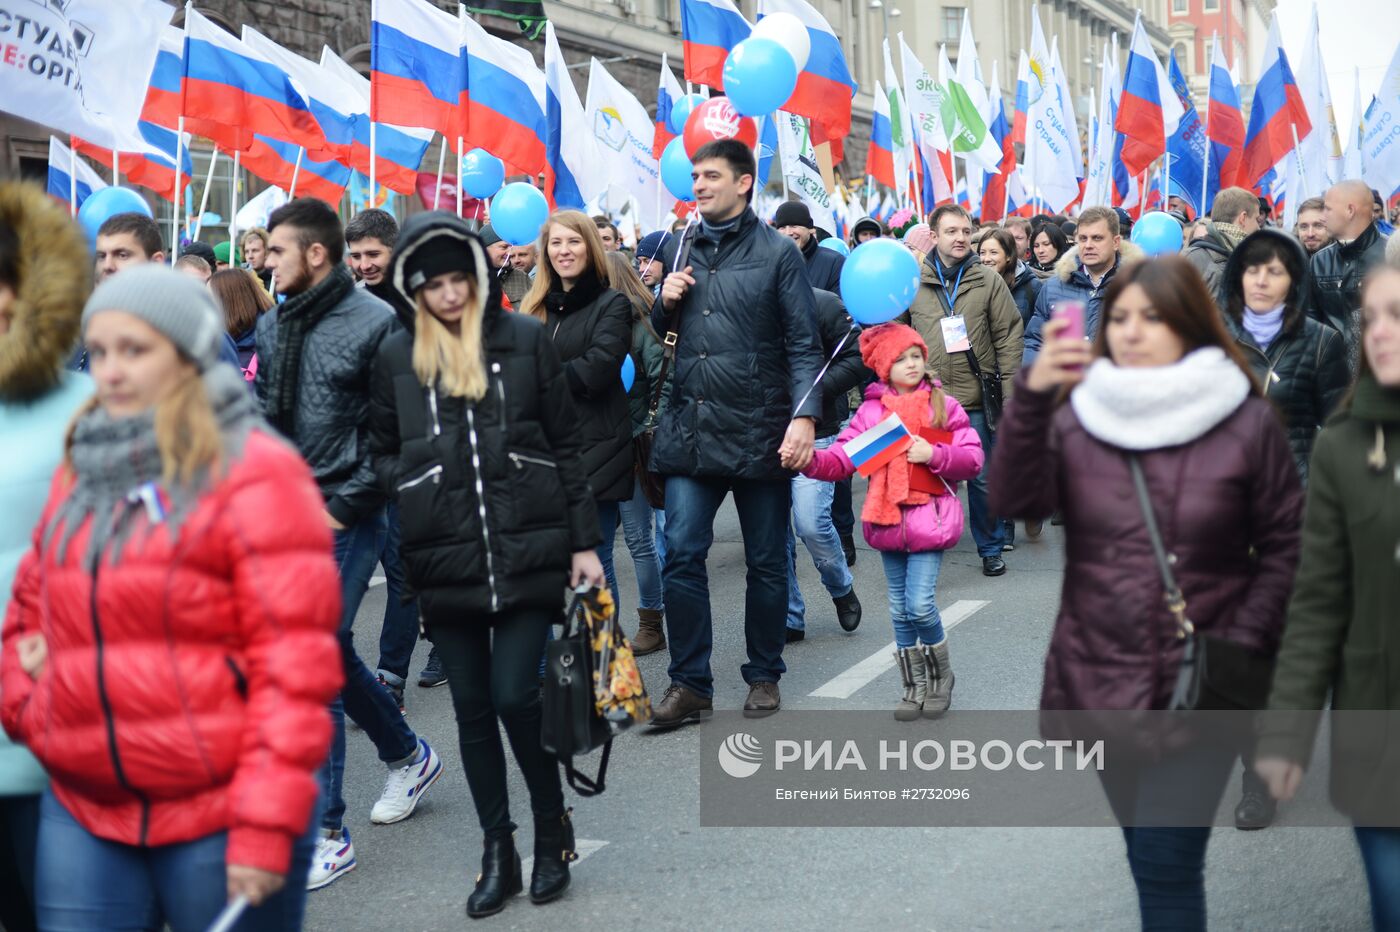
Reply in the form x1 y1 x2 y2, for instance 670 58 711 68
940 316 971 353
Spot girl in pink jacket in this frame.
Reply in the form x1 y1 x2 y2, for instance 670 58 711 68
803 323 983 720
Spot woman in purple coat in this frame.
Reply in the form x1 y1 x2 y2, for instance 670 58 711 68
989 256 1303 930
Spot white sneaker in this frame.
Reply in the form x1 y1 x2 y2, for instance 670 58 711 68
370 738 442 824
307 829 356 891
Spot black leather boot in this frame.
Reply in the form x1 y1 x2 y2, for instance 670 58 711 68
529 809 578 904
1234 767 1277 830
466 834 522 919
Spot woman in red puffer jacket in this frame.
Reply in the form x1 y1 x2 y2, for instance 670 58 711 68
1 266 342 932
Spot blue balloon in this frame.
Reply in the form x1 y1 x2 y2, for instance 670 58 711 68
1130 210 1185 256
819 237 850 257
669 93 706 135
78 187 152 247
460 148 505 199
839 238 921 325
661 137 695 203
621 354 636 392
490 182 550 247
721 38 798 117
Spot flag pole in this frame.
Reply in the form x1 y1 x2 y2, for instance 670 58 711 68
1289 122 1307 204
289 147 304 199
1201 34 1215 216
456 136 464 217
192 146 221 241
1163 156 1170 212
69 139 77 218
1139 168 1147 219
112 147 120 187
229 150 240 268
172 116 185 266
433 136 448 210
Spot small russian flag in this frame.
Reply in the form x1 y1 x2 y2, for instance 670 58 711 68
842 413 912 478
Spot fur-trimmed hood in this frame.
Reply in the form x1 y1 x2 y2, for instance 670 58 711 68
1053 239 1146 285
0 183 91 401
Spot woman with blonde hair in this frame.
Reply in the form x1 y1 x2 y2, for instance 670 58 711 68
2 264 342 930
520 211 634 613
369 213 604 918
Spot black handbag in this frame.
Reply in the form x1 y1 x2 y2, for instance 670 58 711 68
634 224 697 509
963 348 1004 433
1128 456 1275 712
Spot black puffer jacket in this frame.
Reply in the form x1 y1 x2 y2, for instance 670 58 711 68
801 234 844 292
1008 262 1041 326
254 279 397 526
1223 229 1350 483
648 209 825 481
369 213 600 620
812 289 869 439
1184 231 1232 309
541 274 634 503
1308 222 1388 353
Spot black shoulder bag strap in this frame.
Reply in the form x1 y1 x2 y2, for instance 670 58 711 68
933 268 1004 423
644 224 699 428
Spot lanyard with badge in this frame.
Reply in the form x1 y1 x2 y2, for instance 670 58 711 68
933 258 971 353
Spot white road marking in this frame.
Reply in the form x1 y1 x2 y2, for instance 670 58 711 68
807 599 990 699
517 839 610 893
369 576 386 588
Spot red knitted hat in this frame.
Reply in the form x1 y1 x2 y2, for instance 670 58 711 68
859 322 928 381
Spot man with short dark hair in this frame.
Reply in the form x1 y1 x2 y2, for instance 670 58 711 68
1373 188 1396 236
346 209 409 323
257 198 441 891
1295 197 1331 255
592 214 621 251
774 200 844 291
907 203 1023 579
648 138 824 724
1003 217 1032 261
94 212 164 281
1186 186 1260 307
1309 179 1389 348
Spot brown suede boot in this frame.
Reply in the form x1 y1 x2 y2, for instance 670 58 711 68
632 608 666 656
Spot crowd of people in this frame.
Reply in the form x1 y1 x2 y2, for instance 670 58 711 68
0 147 1397 929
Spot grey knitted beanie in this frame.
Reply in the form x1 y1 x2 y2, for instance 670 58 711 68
82 264 224 371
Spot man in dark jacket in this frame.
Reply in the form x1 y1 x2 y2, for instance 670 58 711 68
649 139 825 723
1309 179 1390 363
775 200 844 292
1184 186 1260 309
850 215 883 246
481 224 531 310
786 289 867 642
258 199 439 889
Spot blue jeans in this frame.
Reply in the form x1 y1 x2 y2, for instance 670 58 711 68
375 502 421 686
966 409 1005 557
596 500 623 614
662 475 790 697
1356 827 1400 930
617 481 665 610
879 550 947 648
323 511 420 833
35 790 317 931
786 437 854 630
1120 827 1213 931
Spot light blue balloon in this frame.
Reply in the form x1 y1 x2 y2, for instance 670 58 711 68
621 354 636 392
1130 210 1185 256
721 38 798 117
818 237 850 257
461 148 505 199
839 238 921 325
669 93 706 135
78 187 152 246
490 182 550 247
661 137 695 203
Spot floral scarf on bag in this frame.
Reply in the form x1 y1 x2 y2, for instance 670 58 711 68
862 387 934 526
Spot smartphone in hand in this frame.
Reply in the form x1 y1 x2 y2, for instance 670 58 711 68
1050 300 1086 372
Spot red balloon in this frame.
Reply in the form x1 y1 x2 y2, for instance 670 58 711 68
682 97 759 158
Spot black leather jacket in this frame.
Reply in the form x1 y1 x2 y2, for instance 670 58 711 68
812 289 869 439
1307 223 1388 364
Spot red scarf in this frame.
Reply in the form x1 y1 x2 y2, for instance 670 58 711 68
862 388 933 526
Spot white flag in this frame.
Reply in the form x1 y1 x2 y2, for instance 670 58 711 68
1023 6 1081 213
898 34 953 205
882 38 915 203
1049 36 1084 184
0 0 171 150
585 58 663 234
775 111 835 234
1360 41 1400 201
1342 67 1365 181
1295 3 1341 194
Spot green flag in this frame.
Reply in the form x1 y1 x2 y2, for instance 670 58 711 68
464 0 548 40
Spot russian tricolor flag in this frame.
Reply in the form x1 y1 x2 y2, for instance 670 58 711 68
461 13 547 177
73 122 192 203
48 137 107 211
142 27 184 132
868 79 897 191
842 413 912 478
182 8 326 157
758 0 856 141
1205 38 1245 209
320 47 436 198
982 62 1014 222
241 134 352 205
371 0 468 142
1239 15 1310 193
544 23 604 211
242 27 360 166
1115 16 1184 179
653 54 684 161
681 0 751 91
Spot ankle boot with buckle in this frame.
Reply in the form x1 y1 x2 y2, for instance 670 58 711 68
529 809 578 904
466 833 522 919
894 647 927 722
921 640 955 718
632 608 666 655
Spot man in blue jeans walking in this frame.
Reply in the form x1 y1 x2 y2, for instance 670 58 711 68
257 199 441 892
647 140 825 723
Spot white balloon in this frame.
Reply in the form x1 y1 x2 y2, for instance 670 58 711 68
752 12 810 73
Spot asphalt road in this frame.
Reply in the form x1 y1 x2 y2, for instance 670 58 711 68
305 493 1371 931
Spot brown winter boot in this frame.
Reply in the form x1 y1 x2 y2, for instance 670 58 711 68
894 647 927 722
921 640 955 718
632 608 666 656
